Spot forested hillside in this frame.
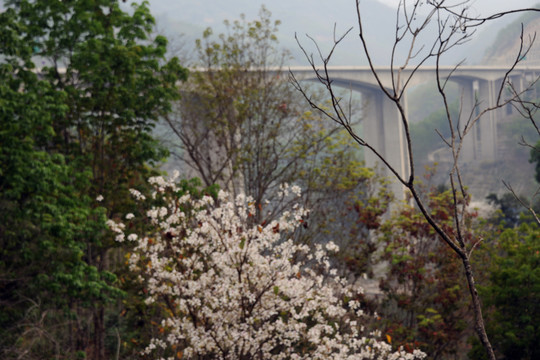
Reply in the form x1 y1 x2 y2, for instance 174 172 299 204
482 6 540 66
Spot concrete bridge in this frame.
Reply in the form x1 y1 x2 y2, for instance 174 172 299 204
290 65 540 197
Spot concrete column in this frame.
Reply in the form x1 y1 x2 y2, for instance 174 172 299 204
363 90 386 165
362 89 409 199
476 79 498 161
456 78 477 162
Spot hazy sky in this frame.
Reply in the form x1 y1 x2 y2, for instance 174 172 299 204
378 0 539 14
2 0 535 65
143 0 539 66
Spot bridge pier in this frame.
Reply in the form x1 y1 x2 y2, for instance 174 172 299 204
363 89 409 199
456 78 499 163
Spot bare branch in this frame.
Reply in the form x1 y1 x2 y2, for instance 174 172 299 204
503 180 540 225
431 2 540 28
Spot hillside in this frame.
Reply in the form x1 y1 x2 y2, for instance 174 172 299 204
481 7 540 65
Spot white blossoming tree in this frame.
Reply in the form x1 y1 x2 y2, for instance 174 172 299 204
109 172 425 360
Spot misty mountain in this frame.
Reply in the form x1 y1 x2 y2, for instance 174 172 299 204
481 7 540 66
148 0 408 66
146 0 534 67
1 0 532 66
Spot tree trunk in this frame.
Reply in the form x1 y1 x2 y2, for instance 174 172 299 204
93 307 105 360
462 255 496 360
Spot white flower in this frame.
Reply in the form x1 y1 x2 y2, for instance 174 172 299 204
325 241 340 252
96 194 104 202
129 188 146 201
115 182 425 360
290 185 302 197
125 213 135 220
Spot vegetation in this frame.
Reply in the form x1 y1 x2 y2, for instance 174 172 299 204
1 1 539 359
376 185 475 359
164 6 392 272
1 0 185 358
470 222 540 360
109 174 426 359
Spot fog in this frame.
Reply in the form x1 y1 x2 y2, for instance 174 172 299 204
379 0 538 14
142 0 540 199
143 0 540 66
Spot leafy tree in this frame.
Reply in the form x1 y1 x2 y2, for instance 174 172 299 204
1 1 186 358
0 6 119 358
470 223 540 360
166 6 287 195
166 6 337 210
376 185 475 359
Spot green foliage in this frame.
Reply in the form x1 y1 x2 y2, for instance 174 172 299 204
171 5 299 207
0 29 120 360
1 1 186 358
375 186 475 358
471 223 540 360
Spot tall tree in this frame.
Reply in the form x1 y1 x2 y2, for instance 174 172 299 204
166 6 328 207
470 222 540 360
0 1 186 358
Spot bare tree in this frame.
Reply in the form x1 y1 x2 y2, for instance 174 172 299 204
291 1 540 359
